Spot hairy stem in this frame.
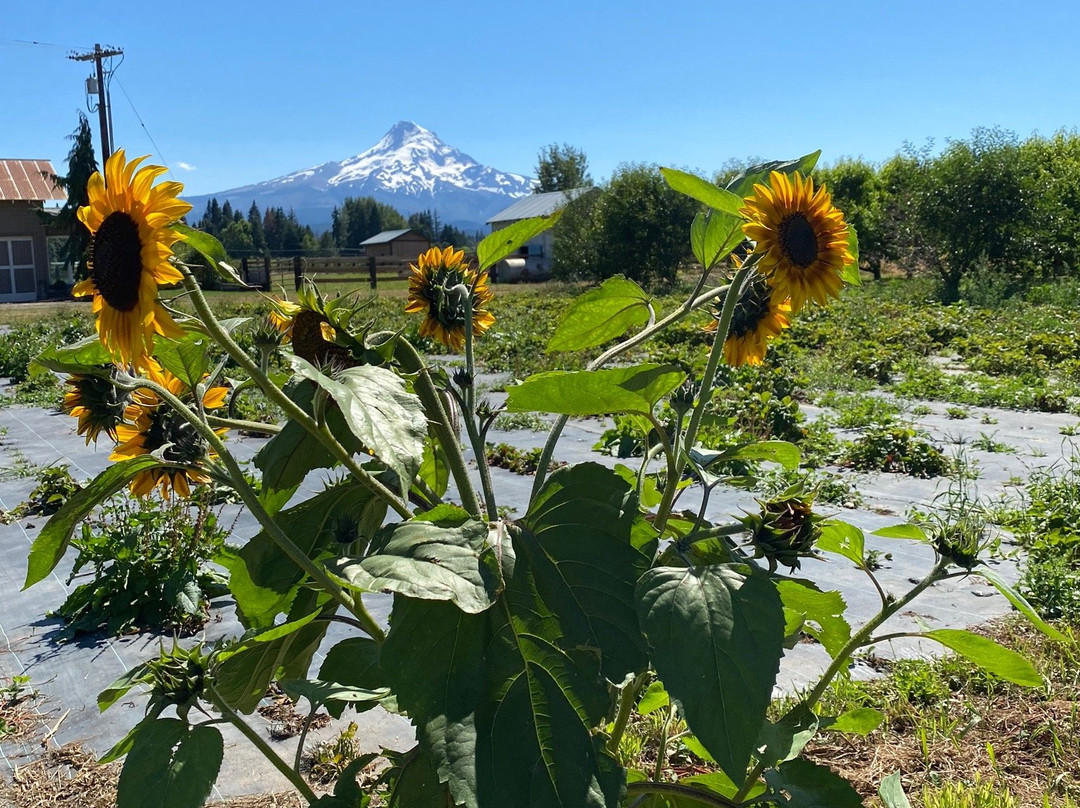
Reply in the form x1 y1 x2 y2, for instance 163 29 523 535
606 672 649 755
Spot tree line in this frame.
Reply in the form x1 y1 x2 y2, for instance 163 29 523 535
545 128 1080 303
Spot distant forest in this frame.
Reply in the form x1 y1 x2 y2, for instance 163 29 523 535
190 196 476 256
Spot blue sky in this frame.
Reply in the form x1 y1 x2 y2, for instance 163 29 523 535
4 0 1080 198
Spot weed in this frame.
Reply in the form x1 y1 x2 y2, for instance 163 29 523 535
947 406 971 419
841 425 952 478
817 391 902 429
491 411 548 432
485 443 564 476
0 449 40 482
972 431 1015 454
981 414 999 425
921 776 1018 808
0 464 81 524
307 722 361 783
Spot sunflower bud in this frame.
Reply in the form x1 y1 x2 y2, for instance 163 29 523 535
931 513 987 571
145 641 210 720
669 379 698 417
62 368 132 444
741 488 822 571
452 367 473 390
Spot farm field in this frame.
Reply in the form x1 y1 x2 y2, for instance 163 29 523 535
1 276 1078 807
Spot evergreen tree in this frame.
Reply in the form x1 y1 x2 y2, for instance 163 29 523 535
221 200 234 224
47 112 98 281
247 201 266 253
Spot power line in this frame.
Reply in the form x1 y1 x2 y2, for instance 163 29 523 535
113 77 173 179
0 37 94 50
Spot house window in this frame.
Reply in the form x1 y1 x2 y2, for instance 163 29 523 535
0 237 37 301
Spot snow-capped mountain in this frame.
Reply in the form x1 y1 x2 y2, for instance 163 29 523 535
185 122 536 232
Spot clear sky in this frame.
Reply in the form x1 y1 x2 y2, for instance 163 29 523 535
4 0 1079 198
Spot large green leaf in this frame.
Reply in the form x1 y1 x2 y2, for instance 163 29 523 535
872 523 928 541
221 481 386 627
635 563 784 782
661 168 745 216
506 364 685 416
920 628 1042 686
690 441 801 473
318 637 387 718
331 518 501 614
24 456 170 589
387 747 454 808
756 705 819 769
821 707 884 736
476 211 563 271
31 335 113 375
291 357 426 494
173 224 245 285
725 151 822 198
381 463 654 808
546 276 651 352
879 772 912 808
775 579 850 658
254 378 347 491
975 566 1067 642
841 225 861 285
690 209 745 270
153 331 211 390
763 757 862 808
814 520 866 567
116 719 224 808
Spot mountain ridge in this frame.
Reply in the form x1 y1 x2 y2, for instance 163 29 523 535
184 122 536 232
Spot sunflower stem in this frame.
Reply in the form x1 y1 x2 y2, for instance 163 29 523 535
393 338 484 518
135 374 385 641
460 285 498 520
530 282 733 499
205 414 282 435
178 271 412 520
679 266 751 467
648 412 680 535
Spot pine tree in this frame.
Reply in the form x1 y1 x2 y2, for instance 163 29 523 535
48 113 98 281
247 202 266 253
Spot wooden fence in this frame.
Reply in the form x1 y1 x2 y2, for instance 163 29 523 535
238 256 415 291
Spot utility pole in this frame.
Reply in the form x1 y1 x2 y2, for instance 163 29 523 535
68 43 123 161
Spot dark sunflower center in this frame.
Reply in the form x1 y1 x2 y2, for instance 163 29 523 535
777 213 819 269
90 212 144 312
728 277 773 338
422 267 472 328
145 410 207 465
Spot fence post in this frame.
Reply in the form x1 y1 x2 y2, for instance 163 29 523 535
369 256 377 290
293 256 303 291
264 256 272 291
240 256 249 286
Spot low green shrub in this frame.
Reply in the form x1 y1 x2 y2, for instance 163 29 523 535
840 425 951 477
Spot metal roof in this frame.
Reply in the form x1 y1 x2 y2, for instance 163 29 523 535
360 228 414 245
486 188 590 224
0 160 66 202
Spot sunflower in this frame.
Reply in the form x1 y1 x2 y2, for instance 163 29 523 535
706 274 792 367
405 246 494 351
740 171 853 313
73 150 192 370
267 296 303 342
110 370 228 499
61 368 132 444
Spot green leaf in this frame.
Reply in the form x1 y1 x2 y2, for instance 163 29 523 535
821 707 884 736
279 679 388 707
878 772 912 808
763 757 862 808
153 331 211 390
660 168 744 216
382 463 653 808
691 441 801 472
725 151 822 198
116 720 223 808
31 335 113 375
507 364 685 416
331 518 501 614
164 725 225 808
221 481 386 627
24 456 171 589
546 276 651 352
872 523 928 541
387 747 453 808
841 225 861 285
418 439 449 498
974 566 1067 642
920 628 1042 686
815 520 866 567
690 209 745 270
254 378 340 491
775 580 851 658
635 563 785 782
318 637 388 718
291 357 427 494
476 211 563 271
756 705 819 768
98 662 152 712
174 224 245 285
637 681 669 715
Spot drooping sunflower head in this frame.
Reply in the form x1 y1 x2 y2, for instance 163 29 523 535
110 370 228 499
73 150 192 370
405 246 494 351
267 296 303 343
741 487 823 571
707 274 793 367
740 171 853 313
61 368 132 444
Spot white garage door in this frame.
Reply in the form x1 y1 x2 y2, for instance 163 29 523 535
0 237 37 302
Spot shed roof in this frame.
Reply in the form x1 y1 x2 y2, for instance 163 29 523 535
0 160 66 202
360 228 416 246
486 188 590 224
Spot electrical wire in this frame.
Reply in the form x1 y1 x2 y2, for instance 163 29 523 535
113 77 174 179
0 37 94 50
